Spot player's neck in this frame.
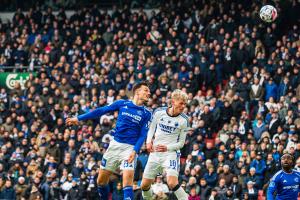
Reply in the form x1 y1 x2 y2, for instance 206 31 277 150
132 96 143 106
167 107 181 117
283 168 293 174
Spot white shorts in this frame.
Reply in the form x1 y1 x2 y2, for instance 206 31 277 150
143 151 180 179
100 139 136 173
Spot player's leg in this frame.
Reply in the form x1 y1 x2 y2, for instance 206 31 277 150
167 175 188 200
164 153 188 200
97 140 120 200
120 144 137 200
141 153 161 199
97 169 113 200
141 178 154 200
122 168 134 200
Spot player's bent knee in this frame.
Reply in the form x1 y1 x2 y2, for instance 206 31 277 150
141 182 151 191
167 176 179 190
170 183 180 191
97 169 111 185
141 185 151 191
167 180 179 190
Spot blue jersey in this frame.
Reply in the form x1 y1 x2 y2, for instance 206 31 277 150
77 100 151 153
267 169 300 200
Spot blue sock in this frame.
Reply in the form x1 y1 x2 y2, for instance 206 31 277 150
123 186 134 200
98 185 109 200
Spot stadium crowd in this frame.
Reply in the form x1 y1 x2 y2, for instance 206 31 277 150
0 0 300 199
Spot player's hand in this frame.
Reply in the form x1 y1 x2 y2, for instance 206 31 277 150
128 151 136 163
146 142 154 153
155 144 167 152
66 117 79 126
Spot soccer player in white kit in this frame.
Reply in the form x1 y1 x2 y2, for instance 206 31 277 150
141 89 190 200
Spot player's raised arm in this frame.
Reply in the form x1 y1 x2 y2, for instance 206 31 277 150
66 100 124 126
78 100 125 121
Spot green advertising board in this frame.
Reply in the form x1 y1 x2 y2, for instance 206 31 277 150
0 72 36 90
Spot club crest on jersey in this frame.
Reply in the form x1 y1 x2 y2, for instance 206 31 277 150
175 122 179 127
160 118 164 121
137 110 143 115
295 177 299 182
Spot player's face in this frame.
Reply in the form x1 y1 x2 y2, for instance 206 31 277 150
137 85 151 103
281 154 294 170
172 98 186 114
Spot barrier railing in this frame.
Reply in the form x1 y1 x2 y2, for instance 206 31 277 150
0 65 42 72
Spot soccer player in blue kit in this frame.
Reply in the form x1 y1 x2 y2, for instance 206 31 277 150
267 153 300 200
66 82 151 200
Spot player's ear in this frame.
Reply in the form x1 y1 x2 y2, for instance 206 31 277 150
170 99 175 106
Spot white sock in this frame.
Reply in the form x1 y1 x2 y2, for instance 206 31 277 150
142 187 153 200
174 186 188 200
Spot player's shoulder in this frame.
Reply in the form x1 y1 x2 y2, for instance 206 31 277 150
122 99 132 104
179 113 190 125
143 107 152 115
113 99 127 105
292 169 300 176
272 170 283 181
180 113 189 121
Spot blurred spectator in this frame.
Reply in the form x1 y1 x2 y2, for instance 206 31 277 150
152 176 169 196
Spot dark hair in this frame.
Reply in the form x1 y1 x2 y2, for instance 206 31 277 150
282 152 295 163
132 81 149 94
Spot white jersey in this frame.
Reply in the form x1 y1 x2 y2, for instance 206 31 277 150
146 107 190 152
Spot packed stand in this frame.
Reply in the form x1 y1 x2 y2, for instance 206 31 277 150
0 0 300 199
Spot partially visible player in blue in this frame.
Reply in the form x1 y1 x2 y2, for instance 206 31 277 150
267 153 300 200
66 82 151 200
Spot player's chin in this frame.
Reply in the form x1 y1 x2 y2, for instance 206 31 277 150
142 98 149 104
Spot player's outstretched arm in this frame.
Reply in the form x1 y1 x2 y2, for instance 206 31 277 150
77 100 124 121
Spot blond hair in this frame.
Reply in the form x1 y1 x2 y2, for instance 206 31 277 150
171 89 188 103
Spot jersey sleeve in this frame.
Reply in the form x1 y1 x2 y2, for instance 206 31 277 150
133 111 152 153
77 100 125 121
146 110 159 144
267 174 279 200
167 117 190 151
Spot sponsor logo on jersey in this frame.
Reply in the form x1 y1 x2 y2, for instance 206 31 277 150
121 112 142 121
283 185 299 190
159 123 177 134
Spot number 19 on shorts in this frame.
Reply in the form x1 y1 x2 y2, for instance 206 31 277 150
169 160 177 170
